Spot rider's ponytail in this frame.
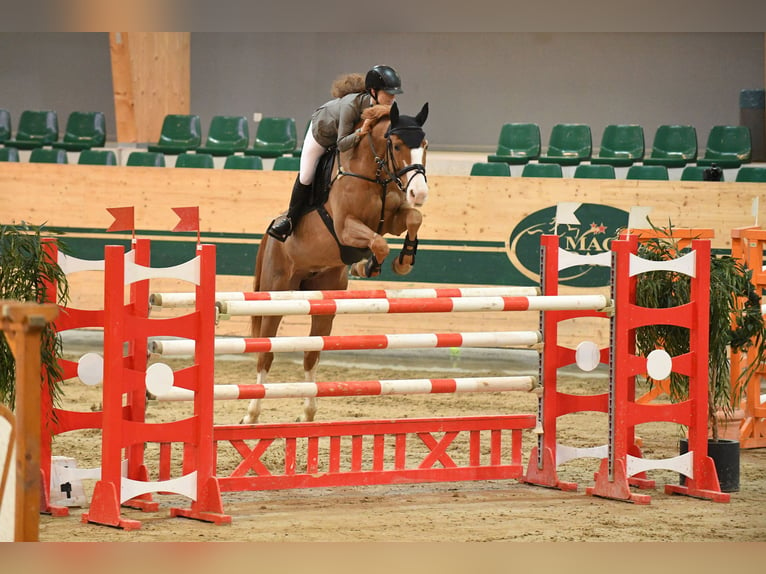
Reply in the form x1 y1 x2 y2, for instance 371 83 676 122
331 73 365 98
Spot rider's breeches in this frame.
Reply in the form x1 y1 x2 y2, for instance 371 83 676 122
299 123 326 186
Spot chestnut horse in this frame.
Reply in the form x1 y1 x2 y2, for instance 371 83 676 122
241 101 429 423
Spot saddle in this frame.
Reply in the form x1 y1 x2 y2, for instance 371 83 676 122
303 146 372 265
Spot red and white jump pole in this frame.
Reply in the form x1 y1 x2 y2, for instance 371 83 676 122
217 294 611 317
149 330 542 356
150 286 541 308
148 376 537 401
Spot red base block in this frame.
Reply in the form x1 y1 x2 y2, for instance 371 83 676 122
169 508 232 525
664 484 731 503
81 480 142 530
664 455 730 503
586 458 652 505
521 446 578 492
123 498 161 513
169 476 231 525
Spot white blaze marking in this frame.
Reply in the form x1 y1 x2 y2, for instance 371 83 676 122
405 146 428 206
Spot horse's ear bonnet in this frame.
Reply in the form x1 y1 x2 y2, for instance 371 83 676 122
386 102 428 148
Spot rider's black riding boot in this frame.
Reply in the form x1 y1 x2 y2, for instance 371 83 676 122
267 176 312 242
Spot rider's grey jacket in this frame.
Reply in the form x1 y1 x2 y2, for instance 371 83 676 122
311 92 373 152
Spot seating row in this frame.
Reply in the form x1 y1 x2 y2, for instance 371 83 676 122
0 109 300 159
469 161 766 182
0 147 301 171
487 123 753 169
148 114 298 158
0 109 105 151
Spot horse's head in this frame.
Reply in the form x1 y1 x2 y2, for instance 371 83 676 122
386 102 429 207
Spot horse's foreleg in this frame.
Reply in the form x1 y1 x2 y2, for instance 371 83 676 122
391 208 422 275
241 314 281 424
240 365 269 424
339 216 390 278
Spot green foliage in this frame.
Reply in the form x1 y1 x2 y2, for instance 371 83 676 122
0 222 69 409
634 221 766 440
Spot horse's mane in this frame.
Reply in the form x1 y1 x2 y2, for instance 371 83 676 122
331 73 365 98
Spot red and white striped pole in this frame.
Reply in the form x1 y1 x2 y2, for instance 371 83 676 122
149 330 542 356
150 286 541 307
148 376 537 402
217 294 611 317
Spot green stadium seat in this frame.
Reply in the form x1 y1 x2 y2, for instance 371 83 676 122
538 123 592 166
626 165 669 180
147 114 202 154
735 166 766 182
245 117 297 158
175 152 215 169
643 125 697 167
223 154 263 170
126 151 166 167
29 148 68 164
470 162 511 176
696 125 751 169
78 149 117 166
272 156 301 171
5 110 58 150
573 164 616 179
0 147 19 162
197 115 250 156
521 163 563 178
681 165 728 181
52 111 106 151
591 124 644 167
0 109 10 143
486 123 541 165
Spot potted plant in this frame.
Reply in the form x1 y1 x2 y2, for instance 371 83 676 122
0 222 69 410
633 221 766 492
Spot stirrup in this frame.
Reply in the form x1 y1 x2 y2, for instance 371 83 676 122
267 216 293 242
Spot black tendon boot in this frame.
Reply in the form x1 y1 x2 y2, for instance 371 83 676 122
267 176 312 242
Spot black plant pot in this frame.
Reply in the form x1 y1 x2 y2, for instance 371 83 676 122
679 437 740 492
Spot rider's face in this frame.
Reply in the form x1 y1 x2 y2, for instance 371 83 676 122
376 91 396 106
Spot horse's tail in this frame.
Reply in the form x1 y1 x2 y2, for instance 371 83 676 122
251 233 268 338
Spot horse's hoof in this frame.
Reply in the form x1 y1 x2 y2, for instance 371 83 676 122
349 260 367 278
392 260 413 276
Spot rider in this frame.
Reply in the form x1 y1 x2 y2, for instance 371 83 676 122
267 65 404 242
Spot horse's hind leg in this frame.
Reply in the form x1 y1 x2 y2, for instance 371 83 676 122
391 207 423 275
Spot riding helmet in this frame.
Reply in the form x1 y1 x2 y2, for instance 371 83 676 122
365 65 404 95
